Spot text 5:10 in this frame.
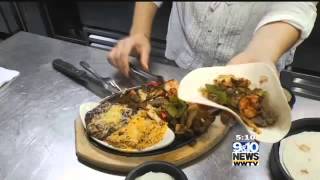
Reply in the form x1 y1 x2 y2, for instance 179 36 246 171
236 135 256 141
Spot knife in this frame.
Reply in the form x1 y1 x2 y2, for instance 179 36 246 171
52 59 113 98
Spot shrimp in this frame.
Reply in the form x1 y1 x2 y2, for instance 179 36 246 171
239 95 262 119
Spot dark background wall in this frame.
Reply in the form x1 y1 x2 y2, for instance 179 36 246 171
290 6 320 75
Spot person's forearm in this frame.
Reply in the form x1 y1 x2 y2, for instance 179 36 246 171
130 2 159 39
244 21 300 64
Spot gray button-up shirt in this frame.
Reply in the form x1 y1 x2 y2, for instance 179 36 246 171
154 2 317 70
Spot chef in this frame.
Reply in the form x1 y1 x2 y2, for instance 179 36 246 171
107 2 317 77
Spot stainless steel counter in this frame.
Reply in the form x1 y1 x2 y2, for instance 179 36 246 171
1 32 320 180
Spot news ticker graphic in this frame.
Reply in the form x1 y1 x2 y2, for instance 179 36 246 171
232 135 260 167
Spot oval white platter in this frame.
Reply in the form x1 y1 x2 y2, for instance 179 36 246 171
79 102 175 153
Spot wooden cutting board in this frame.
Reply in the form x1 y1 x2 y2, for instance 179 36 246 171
75 115 231 173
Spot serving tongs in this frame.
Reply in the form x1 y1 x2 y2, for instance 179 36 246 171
95 62 166 100
129 62 164 83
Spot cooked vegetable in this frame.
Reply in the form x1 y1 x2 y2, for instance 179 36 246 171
164 95 187 118
204 84 229 105
202 74 274 130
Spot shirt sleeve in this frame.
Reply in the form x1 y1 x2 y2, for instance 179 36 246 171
153 1 163 8
255 2 318 48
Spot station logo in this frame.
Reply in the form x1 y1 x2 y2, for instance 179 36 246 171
232 135 260 167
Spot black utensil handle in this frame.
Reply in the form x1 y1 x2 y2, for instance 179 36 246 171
52 59 86 81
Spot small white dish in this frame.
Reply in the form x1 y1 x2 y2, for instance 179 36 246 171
178 63 291 143
79 102 175 153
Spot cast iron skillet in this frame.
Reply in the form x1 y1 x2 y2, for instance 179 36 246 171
125 161 188 180
85 86 295 157
269 118 320 180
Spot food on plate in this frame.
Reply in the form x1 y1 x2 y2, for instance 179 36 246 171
107 110 168 150
109 79 219 138
279 132 320 180
86 104 132 139
135 171 174 180
84 79 220 151
201 74 275 133
174 103 220 137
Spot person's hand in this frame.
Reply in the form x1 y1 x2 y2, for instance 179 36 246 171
228 51 279 76
107 33 151 77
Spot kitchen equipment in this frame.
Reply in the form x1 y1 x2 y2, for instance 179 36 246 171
80 60 121 92
52 59 112 98
53 58 164 99
125 161 188 180
129 62 164 83
269 118 320 180
281 68 320 101
102 77 120 90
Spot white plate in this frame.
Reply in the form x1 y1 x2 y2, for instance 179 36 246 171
79 102 175 153
178 63 291 143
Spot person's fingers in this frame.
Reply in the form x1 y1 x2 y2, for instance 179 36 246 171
107 36 150 77
139 45 150 71
107 47 117 67
109 42 123 75
119 59 130 77
118 40 134 77
114 40 124 65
